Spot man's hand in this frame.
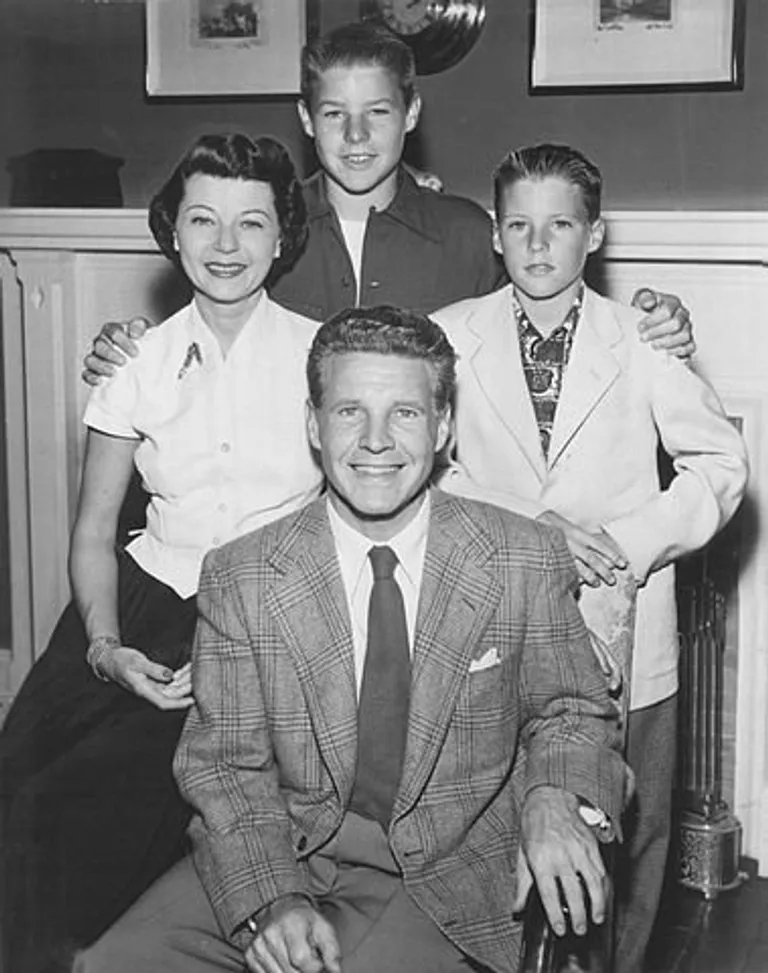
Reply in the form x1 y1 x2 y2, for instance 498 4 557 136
97 646 194 710
406 165 444 193
632 287 695 358
81 317 152 385
513 786 608 938
245 899 341 973
537 511 628 587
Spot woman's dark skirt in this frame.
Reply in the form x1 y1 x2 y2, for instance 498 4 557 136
0 551 198 973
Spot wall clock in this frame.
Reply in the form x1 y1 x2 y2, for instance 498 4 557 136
359 1 487 76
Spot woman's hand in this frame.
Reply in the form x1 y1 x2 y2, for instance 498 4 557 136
98 647 194 710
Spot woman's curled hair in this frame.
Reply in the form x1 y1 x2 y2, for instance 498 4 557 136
149 133 307 281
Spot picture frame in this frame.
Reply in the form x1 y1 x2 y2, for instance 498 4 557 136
146 0 320 97
530 0 745 94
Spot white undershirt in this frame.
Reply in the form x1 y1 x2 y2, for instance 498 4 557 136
338 216 368 304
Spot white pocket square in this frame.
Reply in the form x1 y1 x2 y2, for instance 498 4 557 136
469 647 502 673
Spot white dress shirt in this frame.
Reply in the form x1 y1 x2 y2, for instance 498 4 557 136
83 295 323 597
327 493 430 696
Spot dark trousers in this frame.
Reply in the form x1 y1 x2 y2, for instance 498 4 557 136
614 693 678 973
0 553 197 973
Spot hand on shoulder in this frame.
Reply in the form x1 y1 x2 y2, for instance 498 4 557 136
632 287 695 358
82 317 153 386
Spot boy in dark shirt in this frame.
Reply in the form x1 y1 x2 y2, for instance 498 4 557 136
81 23 693 381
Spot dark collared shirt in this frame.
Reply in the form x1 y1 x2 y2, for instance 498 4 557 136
514 286 584 459
269 168 505 321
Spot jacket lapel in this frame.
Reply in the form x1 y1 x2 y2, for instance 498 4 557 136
396 492 503 815
264 501 358 800
548 289 623 468
464 287 547 483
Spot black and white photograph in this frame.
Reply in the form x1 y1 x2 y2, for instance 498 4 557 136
146 0 304 95
196 0 262 42
599 0 673 28
532 0 742 91
0 1 766 973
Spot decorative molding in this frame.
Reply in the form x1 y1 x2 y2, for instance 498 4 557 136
603 212 768 264
0 209 155 252
3 209 768 263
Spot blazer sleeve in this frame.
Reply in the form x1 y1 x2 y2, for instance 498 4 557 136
517 525 629 831
603 351 748 585
173 550 309 943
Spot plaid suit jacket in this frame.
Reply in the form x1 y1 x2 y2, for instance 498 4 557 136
174 490 626 973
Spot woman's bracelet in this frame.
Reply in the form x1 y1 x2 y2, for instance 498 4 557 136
86 634 121 681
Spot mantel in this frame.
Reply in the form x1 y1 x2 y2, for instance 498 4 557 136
2 208 768 264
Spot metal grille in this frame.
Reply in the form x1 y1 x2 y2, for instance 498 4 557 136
677 561 727 814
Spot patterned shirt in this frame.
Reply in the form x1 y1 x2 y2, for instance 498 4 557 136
514 285 584 459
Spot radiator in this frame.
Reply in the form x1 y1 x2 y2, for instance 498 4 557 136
676 547 745 898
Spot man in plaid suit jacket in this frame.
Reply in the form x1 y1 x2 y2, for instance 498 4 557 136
77 306 627 973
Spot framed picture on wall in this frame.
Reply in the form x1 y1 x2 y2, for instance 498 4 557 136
146 0 319 96
530 0 745 93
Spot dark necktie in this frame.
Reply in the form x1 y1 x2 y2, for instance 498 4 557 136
348 545 411 829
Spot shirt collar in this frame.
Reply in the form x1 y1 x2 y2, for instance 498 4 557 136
187 291 269 360
327 491 431 593
303 168 441 243
512 282 585 339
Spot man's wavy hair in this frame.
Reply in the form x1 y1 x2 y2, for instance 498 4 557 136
300 22 417 110
493 143 603 223
149 133 307 281
306 305 456 413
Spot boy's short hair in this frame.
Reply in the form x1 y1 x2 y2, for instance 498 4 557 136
307 305 456 413
300 22 417 110
493 143 603 223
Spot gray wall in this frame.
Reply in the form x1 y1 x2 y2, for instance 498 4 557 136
1 0 765 210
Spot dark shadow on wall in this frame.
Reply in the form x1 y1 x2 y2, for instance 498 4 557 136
0 285 10 649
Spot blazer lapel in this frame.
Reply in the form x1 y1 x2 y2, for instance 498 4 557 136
548 289 623 468
396 493 503 815
464 287 547 483
264 502 358 801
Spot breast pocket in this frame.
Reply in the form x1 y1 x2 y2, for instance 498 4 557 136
451 654 519 774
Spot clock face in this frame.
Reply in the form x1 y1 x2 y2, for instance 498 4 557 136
379 0 434 36
360 0 487 76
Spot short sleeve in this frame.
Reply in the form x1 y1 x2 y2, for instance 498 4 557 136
82 363 141 440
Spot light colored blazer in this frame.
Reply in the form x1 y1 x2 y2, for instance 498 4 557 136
174 491 627 973
435 285 748 709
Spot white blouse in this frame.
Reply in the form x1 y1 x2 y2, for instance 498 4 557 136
83 294 323 597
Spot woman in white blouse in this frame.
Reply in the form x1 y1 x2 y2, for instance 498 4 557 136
0 134 323 973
